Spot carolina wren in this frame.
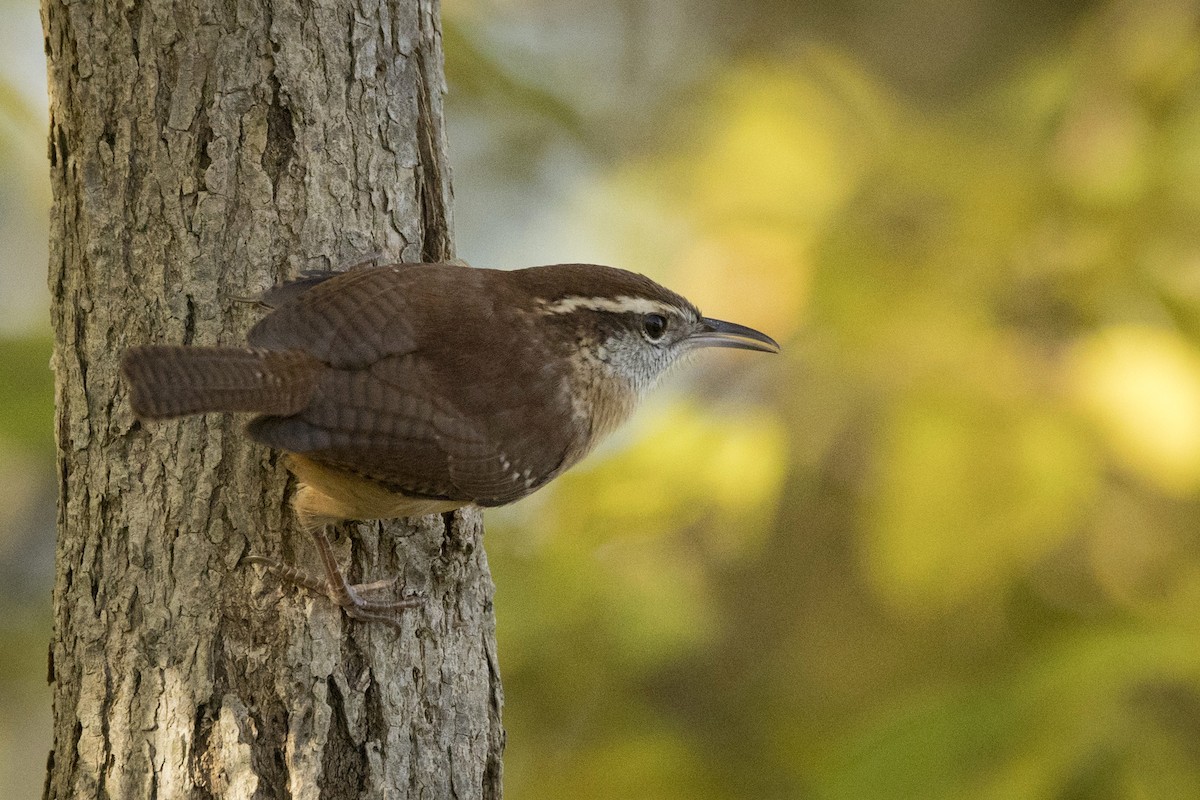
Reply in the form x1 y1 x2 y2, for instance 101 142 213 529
121 262 780 625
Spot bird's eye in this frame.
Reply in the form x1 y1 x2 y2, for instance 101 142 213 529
642 313 668 341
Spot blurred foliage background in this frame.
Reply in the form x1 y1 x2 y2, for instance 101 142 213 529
3 0 1200 796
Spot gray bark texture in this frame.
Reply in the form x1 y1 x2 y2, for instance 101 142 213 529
42 1 504 798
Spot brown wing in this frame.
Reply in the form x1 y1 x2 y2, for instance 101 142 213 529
247 266 421 367
247 355 576 505
245 264 581 506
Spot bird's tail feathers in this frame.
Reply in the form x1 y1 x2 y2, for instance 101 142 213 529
120 345 321 419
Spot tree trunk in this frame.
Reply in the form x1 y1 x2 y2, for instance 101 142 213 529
42 1 503 797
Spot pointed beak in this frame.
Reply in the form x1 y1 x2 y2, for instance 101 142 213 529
689 317 781 354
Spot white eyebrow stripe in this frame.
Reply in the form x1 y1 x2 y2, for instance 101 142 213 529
541 295 680 316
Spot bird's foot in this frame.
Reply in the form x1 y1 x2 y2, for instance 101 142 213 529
244 552 422 630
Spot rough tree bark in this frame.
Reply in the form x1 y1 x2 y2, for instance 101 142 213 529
42 1 503 797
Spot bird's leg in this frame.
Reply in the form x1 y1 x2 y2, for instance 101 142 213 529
309 525 423 622
244 549 401 600
245 524 421 628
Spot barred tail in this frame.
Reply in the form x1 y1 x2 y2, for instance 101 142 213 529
120 345 321 420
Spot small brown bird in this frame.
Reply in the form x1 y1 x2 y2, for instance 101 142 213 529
121 262 779 625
